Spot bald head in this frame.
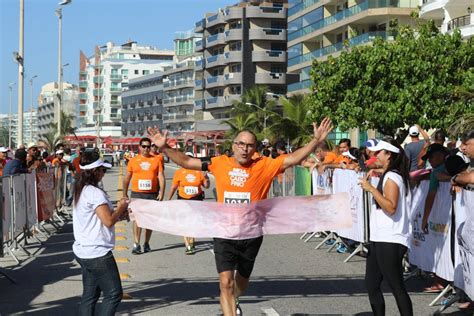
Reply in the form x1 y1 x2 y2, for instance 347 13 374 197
235 130 257 144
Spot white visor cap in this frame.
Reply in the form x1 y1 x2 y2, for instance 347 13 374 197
367 140 400 154
79 159 112 170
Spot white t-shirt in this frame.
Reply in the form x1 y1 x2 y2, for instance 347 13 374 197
73 185 115 259
369 171 411 247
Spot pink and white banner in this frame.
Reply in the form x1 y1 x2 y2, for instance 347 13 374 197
130 193 352 240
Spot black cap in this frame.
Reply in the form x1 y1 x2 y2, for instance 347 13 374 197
445 155 469 176
422 143 449 161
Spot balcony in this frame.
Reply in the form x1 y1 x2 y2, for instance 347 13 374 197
195 59 205 71
289 0 320 17
206 33 226 48
79 81 87 88
206 75 226 88
93 114 103 122
249 28 286 41
110 100 121 107
79 105 88 112
110 113 121 121
224 29 243 41
163 79 194 91
419 0 446 19
288 79 312 93
93 76 103 84
79 70 87 76
255 72 286 85
206 54 226 68
93 88 103 96
194 99 205 110
224 51 243 64
195 79 205 90
110 74 122 81
246 6 287 19
224 72 242 85
288 31 394 69
110 87 122 94
288 0 415 43
252 50 286 63
446 14 473 38
224 95 241 106
79 92 88 100
206 13 225 28
224 7 243 20
93 101 102 110
205 96 225 109
164 95 194 107
163 113 195 123
195 19 205 32
195 40 205 52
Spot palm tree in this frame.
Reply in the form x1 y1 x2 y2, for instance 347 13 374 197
39 130 62 153
222 113 259 140
269 94 313 148
59 111 77 137
38 110 77 152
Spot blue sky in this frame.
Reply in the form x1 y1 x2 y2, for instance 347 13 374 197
0 0 236 115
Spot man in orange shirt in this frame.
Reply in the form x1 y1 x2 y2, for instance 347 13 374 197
168 152 210 254
148 118 333 316
123 138 165 255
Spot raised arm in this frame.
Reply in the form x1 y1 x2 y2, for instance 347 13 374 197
148 127 202 170
282 117 333 170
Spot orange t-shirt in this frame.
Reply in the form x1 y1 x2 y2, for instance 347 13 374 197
208 155 285 203
172 168 206 199
127 154 163 193
323 152 351 164
152 153 165 170
52 158 61 166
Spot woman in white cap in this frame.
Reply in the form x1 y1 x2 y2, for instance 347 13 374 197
359 137 413 316
72 150 129 315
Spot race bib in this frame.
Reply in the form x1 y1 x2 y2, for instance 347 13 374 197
138 179 152 191
224 191 251 204
184 186 199 195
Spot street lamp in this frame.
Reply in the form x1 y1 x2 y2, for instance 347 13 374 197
55 0 72 138
29 75 38 144
15 0 25 147
246 102 268 131
8 82 16 149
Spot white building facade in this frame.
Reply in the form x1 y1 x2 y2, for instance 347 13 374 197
419 0 473 38
78 41 174 137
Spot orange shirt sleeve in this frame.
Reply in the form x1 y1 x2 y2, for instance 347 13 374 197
323 152 337 164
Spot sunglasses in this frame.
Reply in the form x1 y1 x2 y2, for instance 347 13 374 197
141 145 151 149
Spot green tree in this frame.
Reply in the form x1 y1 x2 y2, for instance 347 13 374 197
0 126 9 147
308 20 473 137
38 110 77 151
269 94 314 147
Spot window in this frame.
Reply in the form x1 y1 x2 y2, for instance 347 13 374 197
230 64 241 73
229 41 242 51
134 70 139 75
229 85 241 95
270 64 285 73
121 69 128 75
143 70 150 75
288 44 302 59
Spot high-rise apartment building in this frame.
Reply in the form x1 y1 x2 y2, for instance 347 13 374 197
287 0 417 96
161 31 203 135
37 82 78 136
193 0 289 130
419 0 473 38
121 73 164 138
78 41 174 137
0 111 39 146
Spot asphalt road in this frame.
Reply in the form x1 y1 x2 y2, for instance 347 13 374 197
0 164 471 315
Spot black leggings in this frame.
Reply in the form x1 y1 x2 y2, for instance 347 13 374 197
365 242 413 316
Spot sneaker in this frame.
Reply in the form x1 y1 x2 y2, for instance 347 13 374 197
132 244 142 255
143 243 151 253
235 298 242 315
336 243 349 254
185 245 195 255
325 238 336 246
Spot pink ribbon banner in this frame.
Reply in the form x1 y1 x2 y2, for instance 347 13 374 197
129 193 351 240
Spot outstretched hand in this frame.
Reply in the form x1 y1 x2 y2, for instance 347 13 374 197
312 117 333 142
147 126 168 149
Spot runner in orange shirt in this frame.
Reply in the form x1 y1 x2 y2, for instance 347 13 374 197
148 117 333 316
123 137 165 255
168 152 210 254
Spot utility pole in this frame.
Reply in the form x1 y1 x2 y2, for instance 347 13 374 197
29 75 38 144
17 0 25 147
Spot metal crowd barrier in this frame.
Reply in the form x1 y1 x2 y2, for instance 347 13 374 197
1 166 71 268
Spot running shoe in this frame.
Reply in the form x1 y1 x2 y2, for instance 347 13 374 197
132 244 142 255
324 238 336 246
235 298 242 315
143 243 151 253
336 243 349 254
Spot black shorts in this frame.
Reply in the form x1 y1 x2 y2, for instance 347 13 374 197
213 236 263 279
131 191 158 200
177 192 204 201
